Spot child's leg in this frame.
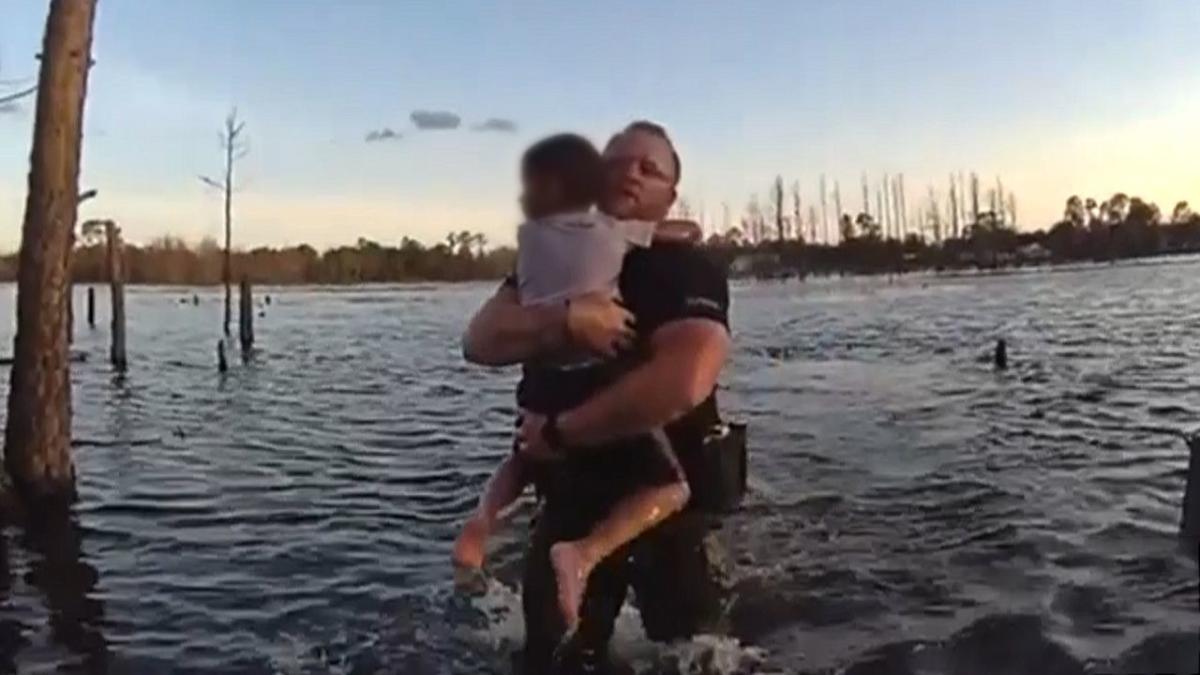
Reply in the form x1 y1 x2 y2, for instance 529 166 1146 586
550 431 690 626
453 454 530 568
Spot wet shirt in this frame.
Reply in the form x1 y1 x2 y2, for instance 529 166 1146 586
516 241 730 499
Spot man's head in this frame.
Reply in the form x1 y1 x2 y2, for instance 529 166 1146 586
600 121 680 220
520 133 602 220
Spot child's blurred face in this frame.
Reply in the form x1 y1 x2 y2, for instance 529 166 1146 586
520 171 565 220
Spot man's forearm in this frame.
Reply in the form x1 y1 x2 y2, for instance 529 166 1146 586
462 288 566 366
557 319 728 447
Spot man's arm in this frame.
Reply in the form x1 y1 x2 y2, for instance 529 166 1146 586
555 317 730 448
462 285 638 367
461 283 568 366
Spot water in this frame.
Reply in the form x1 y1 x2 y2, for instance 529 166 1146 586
0 258 1197 674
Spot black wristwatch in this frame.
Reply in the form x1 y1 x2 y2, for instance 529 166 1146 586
542 413 568 454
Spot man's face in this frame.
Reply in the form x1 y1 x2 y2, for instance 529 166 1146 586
600 130 677 220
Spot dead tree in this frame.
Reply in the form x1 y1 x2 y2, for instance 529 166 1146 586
832 181 843 245
819 175 829 246
860 174 870 220
881 175 892 240
970 172 981 229
771 176 785 242
949 174 960 239
201 109 248 337
238 277 254 352
105 221 125 371
790 181 802 242
3 0 98 511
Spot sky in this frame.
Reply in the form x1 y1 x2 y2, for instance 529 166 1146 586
1 0 1198 251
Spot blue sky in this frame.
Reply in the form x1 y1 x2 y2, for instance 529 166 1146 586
2 0 1198 249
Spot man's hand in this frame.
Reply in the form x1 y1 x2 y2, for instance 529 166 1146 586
515 411 562 462
566 292 636 358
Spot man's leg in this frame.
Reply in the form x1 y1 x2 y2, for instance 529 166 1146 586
522 502 630 674
627 509 730 643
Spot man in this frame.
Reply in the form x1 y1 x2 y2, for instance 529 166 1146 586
462 121 732 672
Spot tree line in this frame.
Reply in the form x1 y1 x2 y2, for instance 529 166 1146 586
0 230 516 285
0 192 1195 286
692 175 1200 277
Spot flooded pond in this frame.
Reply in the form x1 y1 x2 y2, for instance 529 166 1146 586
0 257 1197 673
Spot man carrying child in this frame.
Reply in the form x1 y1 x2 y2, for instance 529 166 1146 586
461 121 733 673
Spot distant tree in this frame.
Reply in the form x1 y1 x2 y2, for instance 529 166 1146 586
200 108 248 336
1065 195 1086 227
1171 201 1192 224
855 212 881 241
790 181 803 243
839 213 855 242
1106 193 1130 224
770 176 786 242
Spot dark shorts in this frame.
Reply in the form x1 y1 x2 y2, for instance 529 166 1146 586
520 496 728 673
517 436 727 673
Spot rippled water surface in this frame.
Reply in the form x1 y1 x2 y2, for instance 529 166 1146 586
0 258 1197 674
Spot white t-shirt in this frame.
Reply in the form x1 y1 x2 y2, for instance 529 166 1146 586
516 210 655 306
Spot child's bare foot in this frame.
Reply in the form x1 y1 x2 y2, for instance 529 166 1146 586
550 541 593 629
453 517 489 569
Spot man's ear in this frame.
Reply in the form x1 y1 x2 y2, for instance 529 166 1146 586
668 185 678 207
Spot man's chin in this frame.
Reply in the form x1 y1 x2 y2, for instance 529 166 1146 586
600 198 638 219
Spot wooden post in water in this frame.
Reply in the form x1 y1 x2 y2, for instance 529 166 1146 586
1182 433 1200 558
994 338 1008 371
105 221 126 371
239 277 254 352
86 286 95 327
217 340 228 373
2 0 98 511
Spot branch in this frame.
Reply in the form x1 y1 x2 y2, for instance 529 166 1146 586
0 84 37 106
199 175 223 190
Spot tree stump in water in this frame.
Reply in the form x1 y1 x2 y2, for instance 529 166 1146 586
239 277 254 352
1182 433 1200 559
2 0 98 511
994 338 1008 371
106 221 126 372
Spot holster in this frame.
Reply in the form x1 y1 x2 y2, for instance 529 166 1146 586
689 421 748 513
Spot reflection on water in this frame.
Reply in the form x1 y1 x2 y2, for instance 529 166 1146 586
0 259 1198 673
1 515 107 673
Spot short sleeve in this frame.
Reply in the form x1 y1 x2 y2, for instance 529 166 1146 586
615 219 657 249
619 244 730 338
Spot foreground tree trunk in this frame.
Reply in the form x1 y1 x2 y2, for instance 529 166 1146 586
3 0 98 511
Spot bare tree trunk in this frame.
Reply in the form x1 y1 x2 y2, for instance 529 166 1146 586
4 0 97 510
106 221 126 371
970 172 981 228
819 175 828 246
949 174 960 239
223 140 233 337
238 276 253 353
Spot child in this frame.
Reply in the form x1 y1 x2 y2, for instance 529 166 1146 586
453 133 696 629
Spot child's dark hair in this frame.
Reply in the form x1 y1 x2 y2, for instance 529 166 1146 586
521 133 602 209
